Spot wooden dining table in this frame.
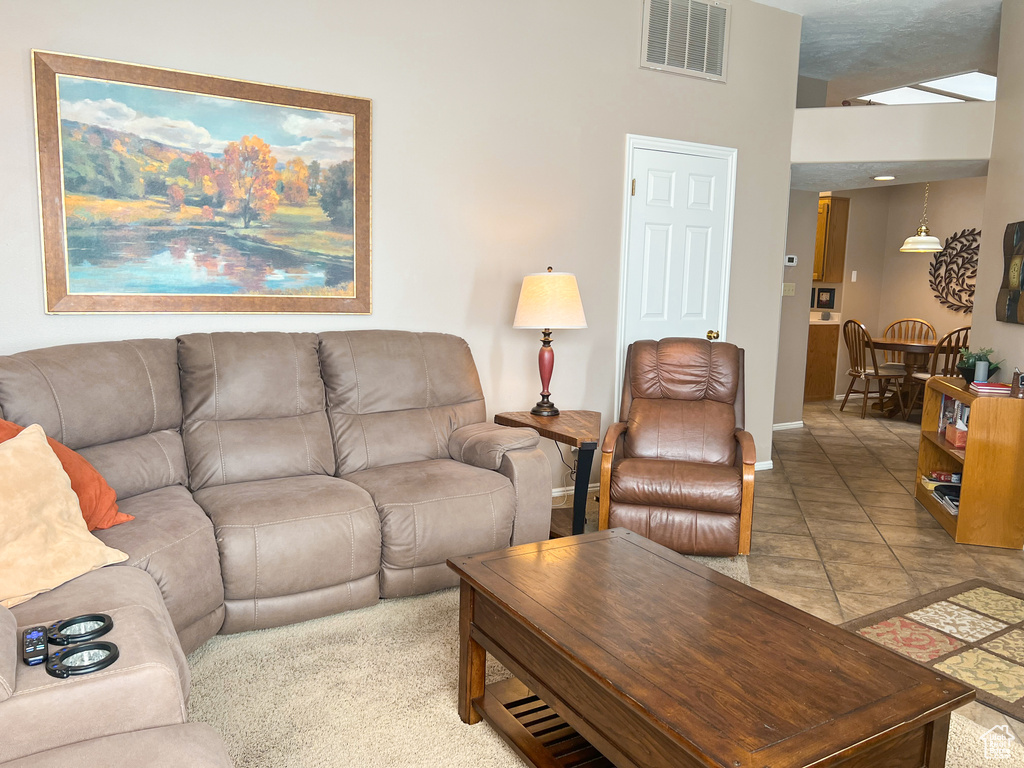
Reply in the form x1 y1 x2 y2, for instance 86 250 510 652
869 338 937 416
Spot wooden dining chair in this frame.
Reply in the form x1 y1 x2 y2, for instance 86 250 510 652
841 320 907 419
882 318 936 367
903 326 970 418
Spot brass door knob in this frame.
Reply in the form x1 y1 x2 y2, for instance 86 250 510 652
706 330 720 340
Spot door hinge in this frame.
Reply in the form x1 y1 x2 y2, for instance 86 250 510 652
631 179 636 196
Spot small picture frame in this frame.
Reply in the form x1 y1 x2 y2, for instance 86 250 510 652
815 288 836 310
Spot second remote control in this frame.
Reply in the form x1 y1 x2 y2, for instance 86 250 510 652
22 626 48 666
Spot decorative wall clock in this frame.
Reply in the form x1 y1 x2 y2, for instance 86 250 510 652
928 228 979 314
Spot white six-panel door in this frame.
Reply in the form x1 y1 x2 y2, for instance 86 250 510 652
617 135 737 401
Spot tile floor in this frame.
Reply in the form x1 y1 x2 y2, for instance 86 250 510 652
563 400 1024 738
759 401 1024 737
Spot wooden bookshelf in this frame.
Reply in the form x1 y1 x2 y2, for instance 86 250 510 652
916 377 1024 549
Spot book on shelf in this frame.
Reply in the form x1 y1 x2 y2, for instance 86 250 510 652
938 396 969 448
921 474 961 491
938 394 957 432
969 381 1011 396
931 483 961 516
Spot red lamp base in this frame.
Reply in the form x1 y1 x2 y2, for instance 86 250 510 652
531 329 559 416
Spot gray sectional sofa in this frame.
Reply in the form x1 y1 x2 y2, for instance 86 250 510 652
0 330 551 765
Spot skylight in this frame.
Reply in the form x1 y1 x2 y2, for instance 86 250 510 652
862 88 964 105
859 72 997 106
920 72 998 101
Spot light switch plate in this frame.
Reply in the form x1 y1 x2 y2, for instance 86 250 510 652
782 282 796 297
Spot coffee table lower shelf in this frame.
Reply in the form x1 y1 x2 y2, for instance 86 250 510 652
473 678 613 768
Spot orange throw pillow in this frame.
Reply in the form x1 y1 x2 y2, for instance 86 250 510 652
0 420 132 531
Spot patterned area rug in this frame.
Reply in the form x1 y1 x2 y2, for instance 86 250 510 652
843 580 1024 722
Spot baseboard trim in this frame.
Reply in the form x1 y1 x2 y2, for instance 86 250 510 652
754 460 774 471
552 482 600 498
772 421 804 431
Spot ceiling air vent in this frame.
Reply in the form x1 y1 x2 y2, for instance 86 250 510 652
641 0 731 83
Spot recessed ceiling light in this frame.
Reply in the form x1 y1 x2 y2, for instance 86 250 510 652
920 72 997 101
861 87 964 105
873 175 896 181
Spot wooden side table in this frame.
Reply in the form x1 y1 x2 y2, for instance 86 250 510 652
494 410 601 537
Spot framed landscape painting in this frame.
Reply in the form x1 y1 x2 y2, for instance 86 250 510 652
33 51 371 313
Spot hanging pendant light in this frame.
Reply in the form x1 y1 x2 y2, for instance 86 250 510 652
900 182 943 252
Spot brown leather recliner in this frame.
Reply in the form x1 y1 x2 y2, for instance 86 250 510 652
598 338 755 556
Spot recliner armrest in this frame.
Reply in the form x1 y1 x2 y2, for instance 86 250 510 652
602 422 627 453
448 423 540 471
734 429 756 466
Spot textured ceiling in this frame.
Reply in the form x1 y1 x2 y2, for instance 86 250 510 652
791 160 990 192
753 0 1001 98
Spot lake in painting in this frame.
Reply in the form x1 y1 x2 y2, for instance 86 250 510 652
57 73 357 298
67 227 353 295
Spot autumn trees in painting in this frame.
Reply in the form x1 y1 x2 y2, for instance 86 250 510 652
61 122 354 233
221 135 279 228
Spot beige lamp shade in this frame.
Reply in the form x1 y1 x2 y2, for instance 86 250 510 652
512 271 587 329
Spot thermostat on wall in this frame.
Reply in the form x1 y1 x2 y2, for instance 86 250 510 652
784 254 798 266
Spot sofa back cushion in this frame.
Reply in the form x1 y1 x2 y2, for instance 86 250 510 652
178 332 334 490
0 339 188 499
318 331 486 475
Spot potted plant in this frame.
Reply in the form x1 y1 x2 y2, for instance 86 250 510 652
957 347 1003 384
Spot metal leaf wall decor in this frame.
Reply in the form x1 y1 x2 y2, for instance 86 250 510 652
928 228 980 313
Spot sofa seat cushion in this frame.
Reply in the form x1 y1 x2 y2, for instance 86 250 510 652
345 459 515 597
92 485 225 652
193 475 381 633
0 724 232 768
609 502 741 557
4 569 189 764
610 458 742 515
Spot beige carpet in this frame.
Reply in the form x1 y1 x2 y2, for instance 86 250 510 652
187 556 1023 767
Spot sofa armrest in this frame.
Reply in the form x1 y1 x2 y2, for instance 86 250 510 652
599 423 627 531
497 447 552 546
602 422 627 454
734 429 756 466
448 423 540 471
734 428 756 556
0 604 14 703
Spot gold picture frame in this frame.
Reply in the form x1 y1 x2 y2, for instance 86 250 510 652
33 50 371 313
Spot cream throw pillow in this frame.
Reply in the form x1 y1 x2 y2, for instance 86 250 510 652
0 424 127 608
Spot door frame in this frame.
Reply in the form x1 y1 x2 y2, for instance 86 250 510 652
614 134 738 412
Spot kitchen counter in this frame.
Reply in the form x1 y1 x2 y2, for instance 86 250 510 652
810 311 841 325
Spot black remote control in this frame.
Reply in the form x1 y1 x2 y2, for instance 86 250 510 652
22 626 48 666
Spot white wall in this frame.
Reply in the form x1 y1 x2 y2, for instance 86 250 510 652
0 0 801 479
792 102 994 165
975 0 1024 378
878 179 987 339
830 187 891 394
773 190 817 425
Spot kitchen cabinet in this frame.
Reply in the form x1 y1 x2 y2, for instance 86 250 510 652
813 196 849 283
804 323 840 402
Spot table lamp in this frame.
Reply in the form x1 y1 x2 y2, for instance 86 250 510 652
513 267 587 416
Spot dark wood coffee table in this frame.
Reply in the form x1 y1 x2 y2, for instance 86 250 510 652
448 529 973 768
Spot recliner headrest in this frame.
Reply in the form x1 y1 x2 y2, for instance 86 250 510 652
628 338 740 404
